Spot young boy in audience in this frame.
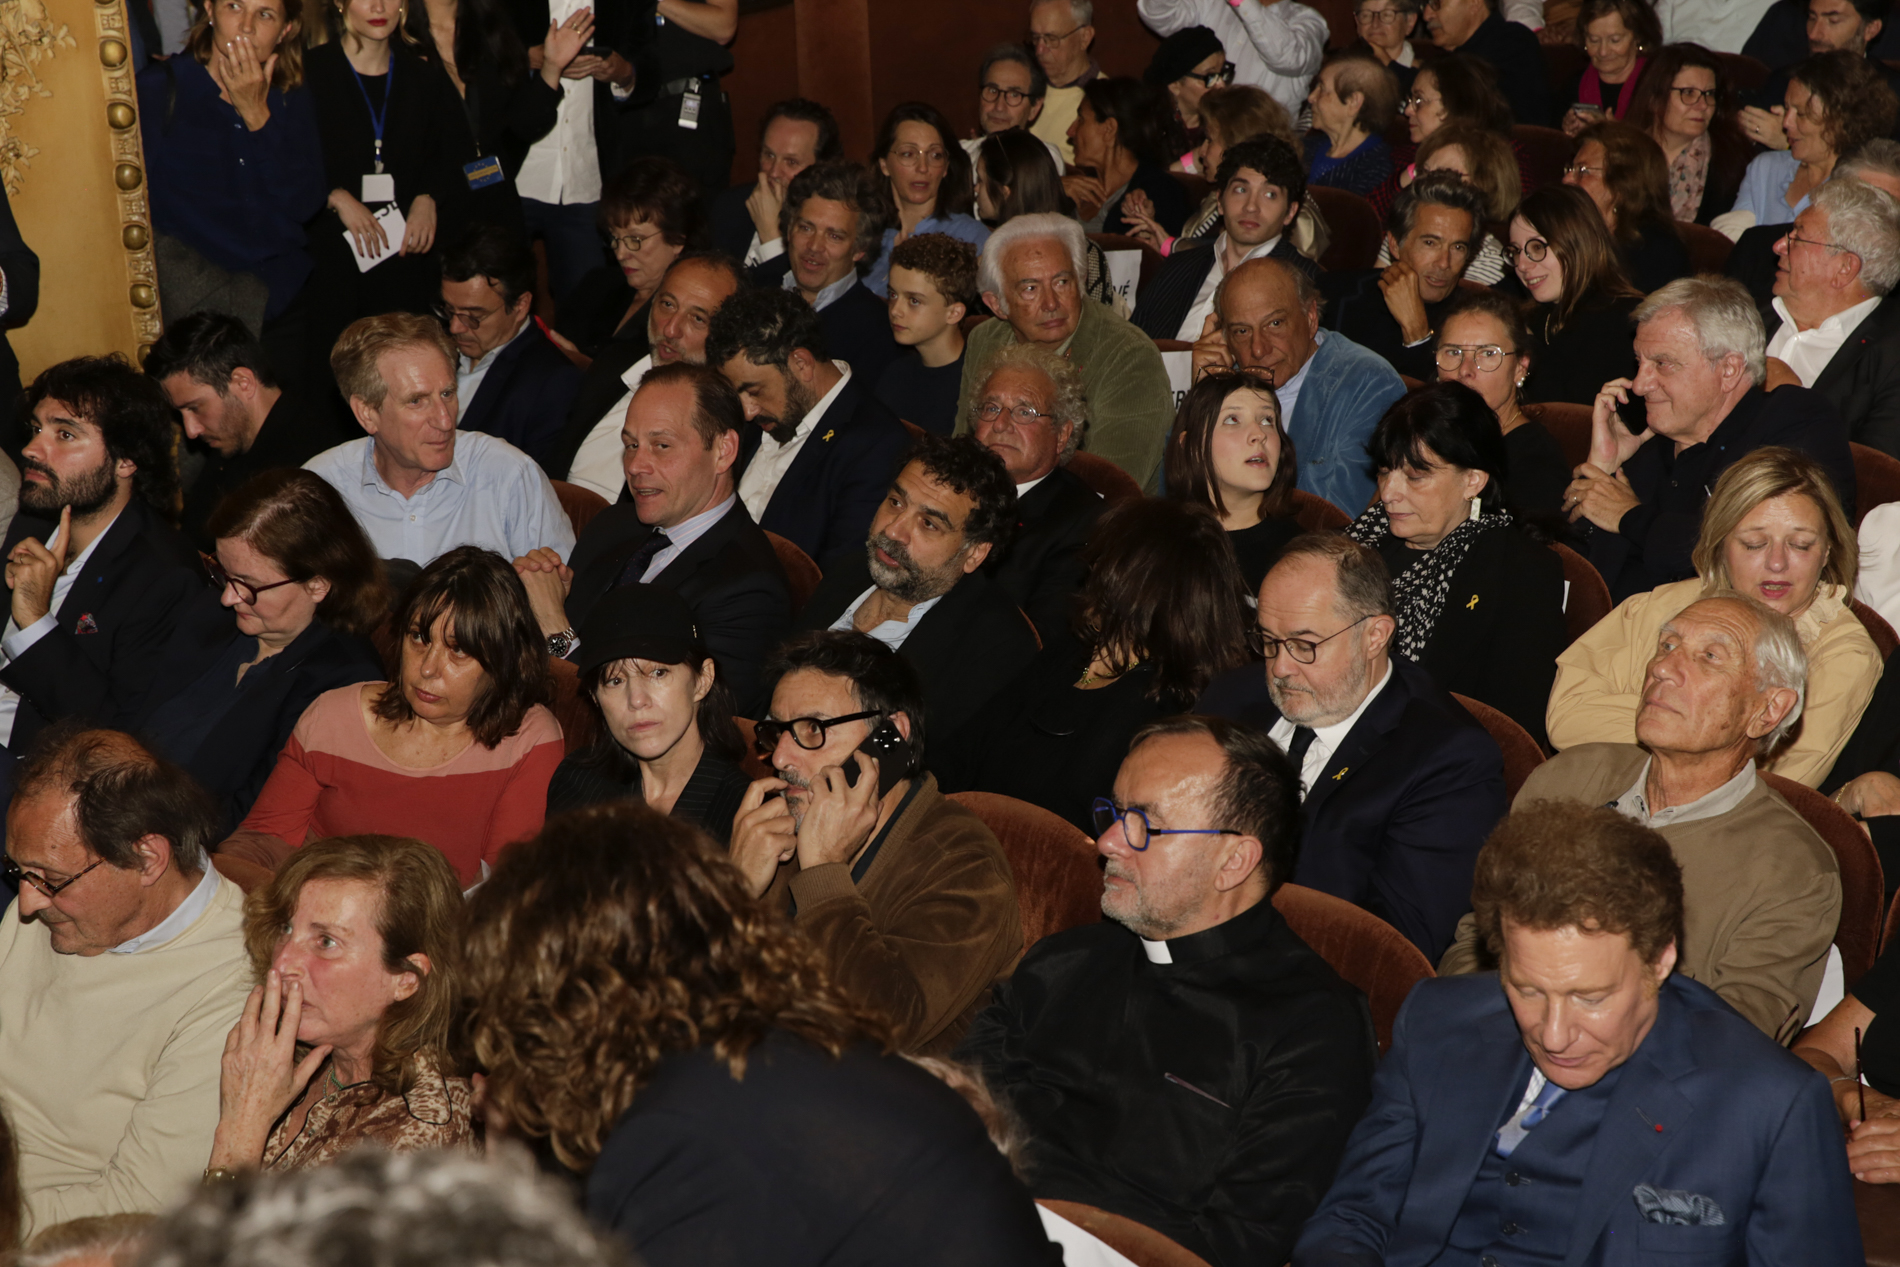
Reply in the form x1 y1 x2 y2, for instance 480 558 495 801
877 234 976 434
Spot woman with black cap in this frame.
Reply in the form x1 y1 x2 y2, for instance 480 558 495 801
1145 26 1230 171
544 583 750 842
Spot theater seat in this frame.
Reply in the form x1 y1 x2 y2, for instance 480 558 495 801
948 790 1100 951
1087 232 1166 295
765 531 823 614
1511 125 1577 193
1271 882 1434 1052
550 479 610 539
1853 442 1900 530
1551 542 1612 647
1452 693 1545 800
549 655 598 755
1763 771 1884 989
1524 400 1591 470
1679 221 1734 274
1036 1202 1214 1267
1292 488 1350 531
1854 598 1899 664
1307 186 1383 272
1068 451 1142 507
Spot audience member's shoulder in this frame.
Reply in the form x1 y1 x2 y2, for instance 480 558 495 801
455 427 546 476
506 703 565 750
304 436 371 478
1520 742 1646 799
1669 975 1824 1086
1317 328 1405 379
1081 297 1165 354
1394 970 1510 1033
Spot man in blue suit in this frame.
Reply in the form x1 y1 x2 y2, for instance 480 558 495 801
1197 534 1505 961
1295 800 1864 1267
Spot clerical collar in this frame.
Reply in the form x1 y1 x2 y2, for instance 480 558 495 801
1141 937 1172 964
1135 895 1281 970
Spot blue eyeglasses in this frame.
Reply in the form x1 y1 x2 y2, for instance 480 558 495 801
1091 798 1240 851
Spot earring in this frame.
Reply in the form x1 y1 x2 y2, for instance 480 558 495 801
1469 494 1482 522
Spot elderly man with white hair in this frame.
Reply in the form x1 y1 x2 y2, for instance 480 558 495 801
953 213 1174 491
1441 591 1841 1045
1765 177 1900 455
1567 275 1855 600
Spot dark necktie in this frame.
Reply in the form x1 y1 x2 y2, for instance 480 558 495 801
614 529 669 588
1283 725 1318 772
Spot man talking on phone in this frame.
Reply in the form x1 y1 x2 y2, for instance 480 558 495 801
730 630 1022 1054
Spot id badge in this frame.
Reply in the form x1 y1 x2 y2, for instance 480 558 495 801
361 172 396 203
464 156 504 190
678 83 701 131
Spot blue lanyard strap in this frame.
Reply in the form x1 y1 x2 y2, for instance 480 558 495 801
346 53 394 172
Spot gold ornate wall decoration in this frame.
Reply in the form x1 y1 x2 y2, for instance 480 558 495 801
0 0 77 195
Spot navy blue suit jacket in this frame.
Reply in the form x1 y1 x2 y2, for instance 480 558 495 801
1195 655 1506 961
1294 973 1863 1266
742 374 910 567
708 181 756 258
458 321 583 472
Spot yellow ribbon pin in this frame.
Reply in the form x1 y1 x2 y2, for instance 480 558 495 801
822 429 835 442
1332 767 1349 781
1466 594 1480 609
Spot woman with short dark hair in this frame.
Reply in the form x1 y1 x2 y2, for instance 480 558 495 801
1345 382 1568 744
973 130 1119 308
136 469 387 831
554 156 705 362
938 498 1251 832
232 546 563 885
1165 369 1301 592
1509 184 1644 405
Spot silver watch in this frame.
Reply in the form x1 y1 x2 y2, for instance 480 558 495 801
546 628 580 660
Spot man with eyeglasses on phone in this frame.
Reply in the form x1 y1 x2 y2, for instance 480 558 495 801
955 713 1376 1267
729 629 1021 1053
1197 533 1506 961
0 728 251 1235
437 223 582 472
960 44 1067 176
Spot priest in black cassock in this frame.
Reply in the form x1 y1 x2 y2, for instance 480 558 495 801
955 714 1377 1267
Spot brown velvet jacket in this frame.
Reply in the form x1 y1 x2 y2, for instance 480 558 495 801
770 774 1022 1054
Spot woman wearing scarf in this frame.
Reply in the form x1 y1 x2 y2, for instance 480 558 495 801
1345 382 1568 747
1559 0 1662 137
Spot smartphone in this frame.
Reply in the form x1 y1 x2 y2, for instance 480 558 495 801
1616 391 1648 437
1571 102 1604 116
841 719 911 798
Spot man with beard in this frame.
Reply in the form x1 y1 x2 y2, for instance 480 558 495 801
729 630 1021 1052
956 715 1377 1267
0 357 226 752
1195 533 1507 961
793 432 1037 740
708 285 909 566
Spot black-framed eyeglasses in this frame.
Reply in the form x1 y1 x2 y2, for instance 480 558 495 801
1502 237 1551 265
1180 64 1236 88
1435 343 1514 372
608 229 665 253
753 709 882 755
975 401 1057 427
980 82 1032 106
430 300 500 330
1670 84 1718 106
1356 5 1411 23
1091 799 1240 852
202 554 301 606
3 852 106 899
1245 613 1371 663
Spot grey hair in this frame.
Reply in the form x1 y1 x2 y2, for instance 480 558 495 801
132 1148 633 1267
1032 0 1092 24
1211 255 1320 323
1633 276 1767 386
1809 178 1900 296
1837 138 1900 187
1275 532 1394 622
973 341 1090 462
977 213 1089 315
1688 590 1809 755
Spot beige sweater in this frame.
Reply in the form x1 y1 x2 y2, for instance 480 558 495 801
1546 578 1883 786
0 873 252 1240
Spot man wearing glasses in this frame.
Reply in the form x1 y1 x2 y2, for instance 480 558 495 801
0 728 252 1235
956 714 1376 1267
1197 533 1506 960
729 630 1021 1053
437 223 582 471
960 44 1067 177
1138 0 1329 117
1026 0 1102 164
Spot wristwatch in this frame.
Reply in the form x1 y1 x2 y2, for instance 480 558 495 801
546 628 580 660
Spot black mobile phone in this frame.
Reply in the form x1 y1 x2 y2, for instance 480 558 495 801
1616 391 1648 437
841 720 911 798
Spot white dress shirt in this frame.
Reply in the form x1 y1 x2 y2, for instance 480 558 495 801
829 586 945 651
1177 233 1281 341
455 314 535 421
113 864 222 955
568 353 653 500
1766 294 1882 388
0 511 117 746
513 0 602 206
1136 0 1329 116
783 267 858 312
638 494 737 584
1267 658 1393 798
737 362 853 523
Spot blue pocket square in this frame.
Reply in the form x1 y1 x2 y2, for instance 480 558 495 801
1632 1184 1726 1227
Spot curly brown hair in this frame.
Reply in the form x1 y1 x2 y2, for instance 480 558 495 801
1792 48 1900 162
1472 801 1683 967
243 835 466 1095
463 804 892 1173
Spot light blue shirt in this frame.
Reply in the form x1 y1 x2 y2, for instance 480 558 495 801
1277 330 1323 425
113 863 222 954
864 213 992 298
829 585 945 651
783 269 859 313
639 493 737 583
1730 151 1805 228
305 429 576 567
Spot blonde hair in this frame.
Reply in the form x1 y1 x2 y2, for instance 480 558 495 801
329 311 456 408
1690 445 1857 596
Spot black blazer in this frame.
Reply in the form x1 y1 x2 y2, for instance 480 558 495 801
1452 10 1554 127
555 265 649 362
797 551 1040 741
1131 236 1316 342
742 374 910 567
0 500 229 750
458 320 584 470
1726 223 1783 319
1102 162 1195 239
545 745 751 844
1823 661 1900 900
747 258 903 385
0 185 38 455
1520 293 1639 407
135 619 384 831
1320 269 1452 381
180 391 355 551
1195 654 1508 961
1620 219 1693 294
1764 292 1900 458
983 466 1102 648
708 180 757 258
565 499 791 715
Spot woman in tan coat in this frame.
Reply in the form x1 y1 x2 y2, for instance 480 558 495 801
1547 446 1880 785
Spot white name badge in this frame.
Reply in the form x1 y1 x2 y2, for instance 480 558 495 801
361 173 396 204
1161 349 1195 413
1104 248 1143 307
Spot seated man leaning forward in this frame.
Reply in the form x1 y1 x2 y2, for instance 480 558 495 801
0 728 251 1237
729 630 1021 1053
1190 256 1406 515
304 313 574 578
954 212 1174 492
1295 802 1863 1267
1443 592 1840 1044
956 714 1377 1267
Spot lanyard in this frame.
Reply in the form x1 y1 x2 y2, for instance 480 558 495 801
347 53 395 173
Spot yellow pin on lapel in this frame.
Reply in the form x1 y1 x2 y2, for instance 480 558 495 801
1332 767 1349 781
822 429 835 442
1465 594 1480 609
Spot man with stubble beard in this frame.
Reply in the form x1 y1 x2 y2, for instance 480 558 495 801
795 432 1038 740
0 357 226 754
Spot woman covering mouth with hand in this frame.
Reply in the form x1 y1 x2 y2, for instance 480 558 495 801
1548 446 1878 786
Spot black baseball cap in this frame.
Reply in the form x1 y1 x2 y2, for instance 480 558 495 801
576 584 701 673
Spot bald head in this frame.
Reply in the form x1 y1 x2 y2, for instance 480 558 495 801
1213 258 1320 387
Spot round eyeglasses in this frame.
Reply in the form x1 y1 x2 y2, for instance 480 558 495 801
1245 613 1372 663
1435 343 1514 372
1502 238 1550 265
1091 799 1240 851
981 83 1031 107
